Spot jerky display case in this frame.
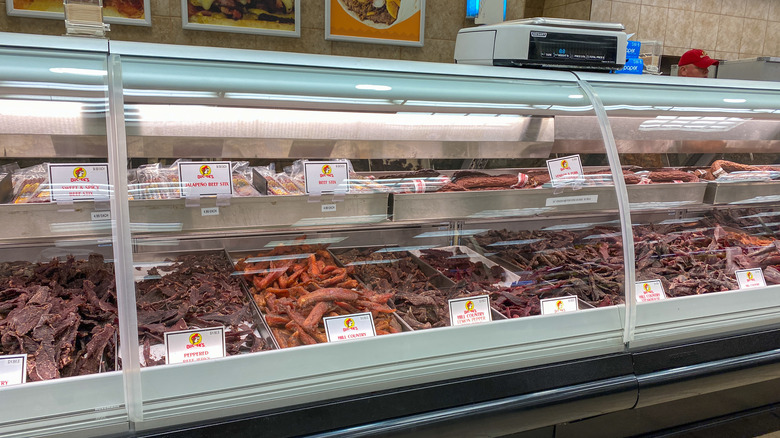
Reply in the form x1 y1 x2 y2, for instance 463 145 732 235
0 33 779 438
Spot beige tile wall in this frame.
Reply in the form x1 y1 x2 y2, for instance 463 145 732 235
590 0 780 60
544 0 593 20
0 0 526 63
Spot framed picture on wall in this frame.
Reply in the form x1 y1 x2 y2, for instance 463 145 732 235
326 0 425 47
182 0 300 37
6 0 151 26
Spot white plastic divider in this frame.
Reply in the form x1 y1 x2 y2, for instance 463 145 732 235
106 53 143 423
575 77 637 344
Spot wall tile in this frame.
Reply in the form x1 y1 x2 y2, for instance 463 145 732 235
690 11 719 50
544 5 567 18
611 2 640 35
663 46 687 56
713 51 738 60
672 0 695 12
715 15 744 52
664 7 694 48
546 0 568 8
695 0 721 14
169 0 181 21
590 0 612 21
331 40 402 59
745 0 770 20
564 0 592 20
424 0 466 40
637 4 667 41
642 0 669 7
152 0 170 18
720 0 746 17
769 0 780 22
401 38 455 63
616 0 641 4
740 17 766 55
764 20 780 56
301 0 324 30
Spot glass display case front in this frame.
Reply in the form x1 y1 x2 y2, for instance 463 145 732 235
1 33 778 438
113 44 629 432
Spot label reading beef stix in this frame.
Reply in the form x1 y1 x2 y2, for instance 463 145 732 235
304 161 349 195
323 312 376 342
635 280 666 303
448 295 492 326
164 327 225 365
0 354 27 386
735 268 766 289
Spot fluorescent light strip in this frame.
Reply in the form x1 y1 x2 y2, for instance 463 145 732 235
413 229 489 239
374 245 438 253
264 237 347 248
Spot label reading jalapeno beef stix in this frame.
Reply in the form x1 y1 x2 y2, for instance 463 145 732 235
323 312 376 342
178 162 233 198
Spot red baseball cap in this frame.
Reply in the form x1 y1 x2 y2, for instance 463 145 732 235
678 49 719 68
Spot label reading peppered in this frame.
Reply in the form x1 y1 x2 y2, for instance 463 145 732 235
178 162 233 198
540 296 578 315
448 295 492 326
735 268 766 289
48 163 110 202
323 312 376 342
0 354 27 386
635 280 667 303
164 327 225 365
304 161 349 195
546 155 584 187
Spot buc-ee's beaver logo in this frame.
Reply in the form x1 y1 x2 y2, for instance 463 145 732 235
465 300 475 313
187 332 204 349
344 318 356 330
556 300 565 311
320 165 333 178
747 272 755 281
71 167 88 182
198 164 213 179
560 160 570 170
643 283 652 294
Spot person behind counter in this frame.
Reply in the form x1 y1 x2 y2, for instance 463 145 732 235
678 49 719 78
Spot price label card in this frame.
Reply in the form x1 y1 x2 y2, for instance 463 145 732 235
635 280 667 303
164 327 225 365
0 354 27 387
546 155 584 187
540 296 578 315
449 295 492 326
323 312 376 342
201 207 219 216
304 161 349 195
735 268 766 289
48 163 110 202
178 162 233 198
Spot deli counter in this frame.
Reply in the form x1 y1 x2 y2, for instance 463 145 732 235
0 32 779 438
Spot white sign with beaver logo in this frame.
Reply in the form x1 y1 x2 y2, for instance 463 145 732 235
48 163 109 202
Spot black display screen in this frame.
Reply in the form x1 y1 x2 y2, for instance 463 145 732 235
527 31 618 65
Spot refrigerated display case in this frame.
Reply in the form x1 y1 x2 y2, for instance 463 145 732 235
0 33 779 438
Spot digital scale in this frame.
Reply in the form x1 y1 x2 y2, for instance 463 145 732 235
454 18 628 71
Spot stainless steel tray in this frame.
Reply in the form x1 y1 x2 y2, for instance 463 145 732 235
703 181 780 205
128 193 390 234
132 249 278 365
390 183 708 221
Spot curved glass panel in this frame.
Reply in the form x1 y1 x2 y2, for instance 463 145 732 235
0 46 127 437
585 74 780 348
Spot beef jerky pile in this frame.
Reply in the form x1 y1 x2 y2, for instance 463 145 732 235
633 209 780 296
236 245 402 348
0 255 117 381
418 248 508 291
334 248 471 329
135 252 270 366
473 227 625 307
